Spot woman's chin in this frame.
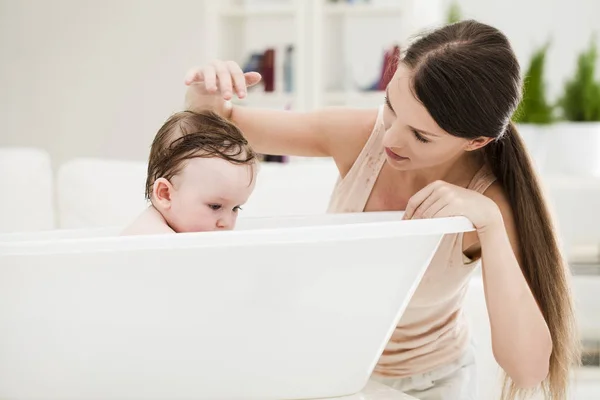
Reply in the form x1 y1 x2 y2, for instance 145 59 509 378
385 156 412 170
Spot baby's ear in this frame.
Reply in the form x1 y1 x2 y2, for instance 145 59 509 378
152 178 173 209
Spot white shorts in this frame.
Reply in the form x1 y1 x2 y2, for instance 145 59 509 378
371 343 477 400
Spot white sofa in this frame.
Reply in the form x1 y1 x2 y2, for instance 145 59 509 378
0 147 55 233
55 157 341 229
49 153 600 266
2 147 600 398
3 147 600 270
4 147 600 254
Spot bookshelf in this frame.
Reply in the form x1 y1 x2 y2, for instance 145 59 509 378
203 0 445 111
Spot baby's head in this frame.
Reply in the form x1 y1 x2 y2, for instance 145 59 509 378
145 110 258 232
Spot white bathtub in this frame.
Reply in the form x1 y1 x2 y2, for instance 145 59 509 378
0 212 473 400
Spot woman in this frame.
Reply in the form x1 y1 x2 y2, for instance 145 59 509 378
184 20 579 400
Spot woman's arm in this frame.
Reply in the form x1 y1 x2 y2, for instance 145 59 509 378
479 185 553 388
404 181 553 388
183 62 377 175
229 105 375 162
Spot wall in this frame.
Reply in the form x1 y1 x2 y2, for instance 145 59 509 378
2 0 600 167
0 0 207 167
450 0 600 100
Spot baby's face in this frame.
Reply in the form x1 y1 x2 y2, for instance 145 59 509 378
163 157 257 232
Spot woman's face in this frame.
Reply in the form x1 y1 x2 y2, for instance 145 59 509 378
381 64 484 171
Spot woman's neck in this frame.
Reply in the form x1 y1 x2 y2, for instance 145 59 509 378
397 152 485 192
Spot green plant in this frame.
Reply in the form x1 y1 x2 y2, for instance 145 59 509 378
446 1 462 24
513 42 555 124
558 36 600 122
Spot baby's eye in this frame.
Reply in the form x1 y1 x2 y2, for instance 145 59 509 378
208 204 222 211
233 206 243 212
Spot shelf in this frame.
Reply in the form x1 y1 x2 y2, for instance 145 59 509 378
219 5 296 18
324 3 403 17
206 1 426 113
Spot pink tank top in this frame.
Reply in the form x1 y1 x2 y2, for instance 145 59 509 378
327 105 497 377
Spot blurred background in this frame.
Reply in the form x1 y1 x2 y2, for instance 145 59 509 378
1 0 599 399
2 0 599 166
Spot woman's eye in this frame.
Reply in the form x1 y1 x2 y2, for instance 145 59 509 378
384 95 393 111
208 204 222 211
413 129 430 143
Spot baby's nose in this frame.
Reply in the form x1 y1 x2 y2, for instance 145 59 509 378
216 214 235 230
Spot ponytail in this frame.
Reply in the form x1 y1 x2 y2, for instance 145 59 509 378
484 122 581 400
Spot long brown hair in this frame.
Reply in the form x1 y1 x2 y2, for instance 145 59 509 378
402 20 579 399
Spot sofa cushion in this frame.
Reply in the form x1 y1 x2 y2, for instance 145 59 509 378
56 158 341 229
242 160 340 218
0 147 55 233
57 158 148 229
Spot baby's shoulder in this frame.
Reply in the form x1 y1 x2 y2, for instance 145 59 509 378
120 207 174 236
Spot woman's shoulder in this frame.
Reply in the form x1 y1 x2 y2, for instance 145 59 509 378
318 106 380 178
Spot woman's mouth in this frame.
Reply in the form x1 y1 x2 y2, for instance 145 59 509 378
385 147 409 161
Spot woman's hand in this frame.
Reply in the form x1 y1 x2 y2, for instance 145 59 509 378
403 180 502 231
184 60 262 118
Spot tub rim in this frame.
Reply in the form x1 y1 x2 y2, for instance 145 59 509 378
0 213 474 256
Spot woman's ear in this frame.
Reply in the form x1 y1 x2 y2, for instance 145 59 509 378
152 178 173 210
465 136 494 152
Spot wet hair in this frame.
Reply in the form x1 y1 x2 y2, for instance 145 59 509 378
144 110 256 200
402 20 579 400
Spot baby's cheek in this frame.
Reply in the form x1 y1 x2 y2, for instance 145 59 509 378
187 207 213 231
172 205 208 232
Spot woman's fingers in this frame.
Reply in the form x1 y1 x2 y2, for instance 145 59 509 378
184 68 204 85
227 61 248 98
213 61 234 100
419 197 449 219
201 64 218 93
184 61 262 101
227 62 262 99
185 60 262 105
411 191 441 219
404 181 441 219
244 71 262 88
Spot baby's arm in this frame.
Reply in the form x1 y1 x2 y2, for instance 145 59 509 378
120 206 175 236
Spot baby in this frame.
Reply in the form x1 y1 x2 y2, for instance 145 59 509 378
121 110 258 235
